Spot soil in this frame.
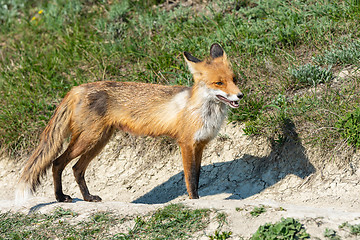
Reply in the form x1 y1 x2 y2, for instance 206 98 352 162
1 122 360 239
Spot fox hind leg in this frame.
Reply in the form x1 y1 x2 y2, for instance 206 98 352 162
52 128 111 202
52 135 87 202
72 127 114 202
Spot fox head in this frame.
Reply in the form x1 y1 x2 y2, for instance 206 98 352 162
184 43 243 108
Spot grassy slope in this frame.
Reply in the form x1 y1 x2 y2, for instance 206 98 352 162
0 0 359 154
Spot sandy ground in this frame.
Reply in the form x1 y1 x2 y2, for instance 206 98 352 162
1 123 360 239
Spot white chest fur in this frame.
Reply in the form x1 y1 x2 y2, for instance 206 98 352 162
194 98 227 142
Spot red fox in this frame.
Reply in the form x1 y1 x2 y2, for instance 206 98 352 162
16 43 243 203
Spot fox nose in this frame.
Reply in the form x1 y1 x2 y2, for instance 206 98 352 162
237 92 244 99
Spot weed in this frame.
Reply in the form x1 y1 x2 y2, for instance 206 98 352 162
324 228 341 240
314 40 360 66
243 121 261 136
289 64 334 88
251 217 310 240
267 94 291 122
215 212 228 229
275 206 286 211
339 222 360 236
335 107 360 148
250 205 266 217
209 230 232 240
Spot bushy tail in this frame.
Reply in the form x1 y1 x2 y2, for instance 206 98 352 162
15 93 73 204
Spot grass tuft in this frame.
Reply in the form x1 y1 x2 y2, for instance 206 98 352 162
289 64 334 88
120 204 210 239
339 222 360 236
314 40 360 66
250 205 266 217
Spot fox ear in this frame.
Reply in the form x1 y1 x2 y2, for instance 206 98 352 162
184 51 201 63
210 43 228 64
183 51 202 75
210 43 224 58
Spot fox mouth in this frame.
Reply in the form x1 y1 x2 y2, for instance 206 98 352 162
216 95 239 108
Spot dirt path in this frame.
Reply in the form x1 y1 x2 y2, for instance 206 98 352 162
1 123 360 239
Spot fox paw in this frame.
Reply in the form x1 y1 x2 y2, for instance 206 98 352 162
56 194 73 203
84 195 102 202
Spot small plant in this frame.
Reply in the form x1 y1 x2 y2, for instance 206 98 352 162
250 206 266 217
324 228 341 240
314 40 360 66
289 63 334 87
235 207 244 212
339 222 360 236
336 107 360 148
251 217 310 240
209 230 232 240
243 121 261 135
215 212 228 228
51 207 78 218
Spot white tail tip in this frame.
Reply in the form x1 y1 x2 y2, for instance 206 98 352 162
15 182 33 205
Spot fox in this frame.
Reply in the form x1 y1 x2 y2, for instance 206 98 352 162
16 43 243 203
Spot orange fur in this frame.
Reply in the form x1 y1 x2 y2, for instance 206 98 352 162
16 43 243 202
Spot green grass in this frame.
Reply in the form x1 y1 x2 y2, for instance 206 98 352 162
0 205 317 240
1 0 360 154
0 204 211 239
0 208 98 239
117 204 210 239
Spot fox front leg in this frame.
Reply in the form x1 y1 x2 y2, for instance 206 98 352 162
179 142 206 199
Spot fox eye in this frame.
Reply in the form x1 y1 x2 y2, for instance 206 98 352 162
215 81 223 86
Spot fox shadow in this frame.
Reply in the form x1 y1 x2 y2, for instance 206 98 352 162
133 119 315 204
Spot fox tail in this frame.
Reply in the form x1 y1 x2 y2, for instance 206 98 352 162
15 93 73 204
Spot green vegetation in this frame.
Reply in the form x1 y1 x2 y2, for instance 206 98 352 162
209 230 232 240
116 204 210 239
0 207 112 239
11 205 358 240
251 217 310 240
339 222 360 236
1 0 360 154
336 107 360 148
250 205 267 217
289 64 333 88
314 39 360 66
0 205 211 239
324 228 341 240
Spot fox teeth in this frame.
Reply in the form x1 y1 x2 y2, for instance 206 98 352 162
231 101 239 107
216 95 240 108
